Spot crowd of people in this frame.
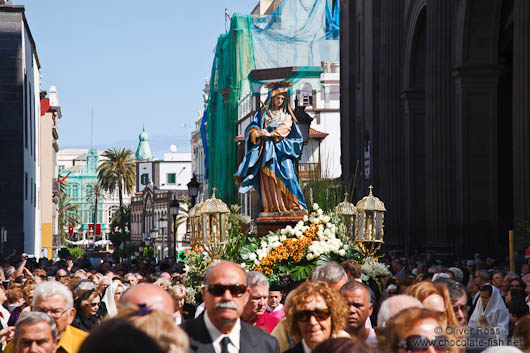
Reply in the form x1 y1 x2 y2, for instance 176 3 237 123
0 251 528 353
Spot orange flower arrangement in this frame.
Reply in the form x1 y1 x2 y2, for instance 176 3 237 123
256 224 319 275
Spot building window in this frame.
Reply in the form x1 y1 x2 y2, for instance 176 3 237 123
25 173 28 201
31 178 33 205
141 173 149 185
71 184 79 198
301 83 313 106
108 206 119 223
167 173 176 184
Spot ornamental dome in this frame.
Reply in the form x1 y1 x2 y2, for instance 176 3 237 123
355 185 386 212
198 188 229 215
135 128 152 161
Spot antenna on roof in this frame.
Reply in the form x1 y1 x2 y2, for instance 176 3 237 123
90 108 94 151
225 7 231 33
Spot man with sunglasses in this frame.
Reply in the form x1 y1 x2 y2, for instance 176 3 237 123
182 261 280 353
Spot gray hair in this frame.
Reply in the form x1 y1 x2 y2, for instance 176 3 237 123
33 281 73 310
203 260 246 285
247 271 269 288
476 269 491 283
5 266 15 279
311 261 347 284
448 267 464 283
435 278 466 302
74 280 96 298
377 295 423 328
15 312 58 342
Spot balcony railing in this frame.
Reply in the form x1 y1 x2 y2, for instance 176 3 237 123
298 162 320 180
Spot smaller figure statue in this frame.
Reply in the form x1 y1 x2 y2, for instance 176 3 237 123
234 82 307 212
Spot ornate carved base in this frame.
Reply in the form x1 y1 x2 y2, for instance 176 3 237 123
256 210 308 237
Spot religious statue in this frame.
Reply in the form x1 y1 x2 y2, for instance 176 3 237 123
234 82 307 212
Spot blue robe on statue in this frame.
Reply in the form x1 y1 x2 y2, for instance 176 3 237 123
234 90 307 211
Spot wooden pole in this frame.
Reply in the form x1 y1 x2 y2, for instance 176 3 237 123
509 230 515 273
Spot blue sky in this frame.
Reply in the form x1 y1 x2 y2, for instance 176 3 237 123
17 1 255 158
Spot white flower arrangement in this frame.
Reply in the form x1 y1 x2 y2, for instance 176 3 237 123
360 257 390 282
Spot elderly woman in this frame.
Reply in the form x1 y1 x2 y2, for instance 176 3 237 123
378 307 457 353
168 284 186 324
102 282 126 317
406 281 458 329
72 289 103 332
284 281 348 353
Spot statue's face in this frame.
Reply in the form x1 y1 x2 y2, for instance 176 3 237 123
272 94 285 109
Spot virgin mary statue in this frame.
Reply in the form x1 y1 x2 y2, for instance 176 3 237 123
234 82 307 212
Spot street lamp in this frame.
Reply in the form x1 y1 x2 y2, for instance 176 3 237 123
150 226 158 258
187 174 200 207
169 197 180 260
159 216 167 260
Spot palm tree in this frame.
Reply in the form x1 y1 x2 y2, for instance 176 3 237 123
58 193 81 242
86 182 104 235
97 148 136 233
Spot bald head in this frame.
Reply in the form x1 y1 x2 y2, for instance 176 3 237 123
119 283 175 315
377 294 423 328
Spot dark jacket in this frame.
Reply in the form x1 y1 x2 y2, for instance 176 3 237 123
282 341 304 353
71 313 101 332
182 313 280 353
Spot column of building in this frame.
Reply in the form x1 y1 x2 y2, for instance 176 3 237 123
424 0 455 245
513 0 530 223
376 0 403 242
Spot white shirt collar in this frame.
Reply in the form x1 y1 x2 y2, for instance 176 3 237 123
266 303 283 312
204 309 241 353
301 339 312 353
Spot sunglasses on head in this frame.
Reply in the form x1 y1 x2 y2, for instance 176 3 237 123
397 335 448 352
207 284 247 297
294 308 331 322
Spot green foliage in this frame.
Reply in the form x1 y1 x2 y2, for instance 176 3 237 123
58 193 81 242
67 247 84 260
515 220 530 255
86 182 104 225
110 232 130 248
302 160 359 212
117 242 137 259
97 148 136 233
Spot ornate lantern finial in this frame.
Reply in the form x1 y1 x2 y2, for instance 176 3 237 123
354 185 386 256
335 193 357 242
198 187 230 259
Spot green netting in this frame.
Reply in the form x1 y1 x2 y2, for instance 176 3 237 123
205 0 339 203
206 14 256 204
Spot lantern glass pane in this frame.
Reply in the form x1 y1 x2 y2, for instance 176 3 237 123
357 213 364 241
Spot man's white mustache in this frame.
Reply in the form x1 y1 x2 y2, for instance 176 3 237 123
216 302 238 310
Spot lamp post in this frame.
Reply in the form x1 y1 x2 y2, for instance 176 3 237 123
169 197 180 260
150 226 158 259
187 174 200 207
159 216 167 260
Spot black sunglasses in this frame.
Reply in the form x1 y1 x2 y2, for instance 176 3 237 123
207 284 247 297
397 335 448 352
294 309 331 322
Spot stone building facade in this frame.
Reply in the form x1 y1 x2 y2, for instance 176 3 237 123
340 0 530 256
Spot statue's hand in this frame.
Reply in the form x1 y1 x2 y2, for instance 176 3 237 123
250 131 261 145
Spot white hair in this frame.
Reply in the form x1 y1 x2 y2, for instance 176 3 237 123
247 271 269 288
33 281 74 310
377 294 423 328
311 261 347 284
